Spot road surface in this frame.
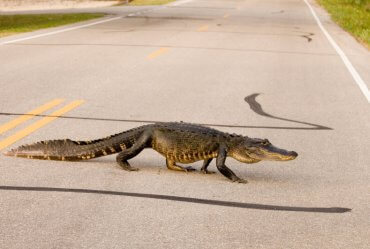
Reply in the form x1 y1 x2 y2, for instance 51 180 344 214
0 0 369 248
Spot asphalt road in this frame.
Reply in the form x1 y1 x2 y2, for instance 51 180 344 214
0 0 369 248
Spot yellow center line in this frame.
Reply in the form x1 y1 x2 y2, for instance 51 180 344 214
197 25 209 32
223 13 230 19
147 47 170 60
0 100 84 150
0 99 64 135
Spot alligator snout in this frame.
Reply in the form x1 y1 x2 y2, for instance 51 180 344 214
285 151 298 161
290 151 298 158
281 150 298 161
248 146 298 161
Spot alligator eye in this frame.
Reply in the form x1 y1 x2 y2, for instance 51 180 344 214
261 140 269 146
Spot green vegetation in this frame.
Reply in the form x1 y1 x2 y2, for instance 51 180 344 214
128 0 175 6
317 0 370 48
0 13 105 38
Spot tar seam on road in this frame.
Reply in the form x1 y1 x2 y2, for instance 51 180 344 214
244 93 332 130
5 43 337 57
293 31 314 42
0 186 351 213
303 0 370 103
0 93 332 131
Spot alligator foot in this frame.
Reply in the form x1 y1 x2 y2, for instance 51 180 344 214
166 159 196 172
170 165 196 172
184 166 197 172
117 161 139 171
200 168 215 174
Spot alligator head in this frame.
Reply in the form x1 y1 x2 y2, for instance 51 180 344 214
229 137 298 163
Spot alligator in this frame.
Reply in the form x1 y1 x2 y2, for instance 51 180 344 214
3 122 298 183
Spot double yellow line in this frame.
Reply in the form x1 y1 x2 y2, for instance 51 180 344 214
146 22 217 60
147 47 170 60
0 99 84 150
197 25 209 32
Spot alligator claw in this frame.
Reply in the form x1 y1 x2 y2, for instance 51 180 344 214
233 178 248 184
117 161 139 171
121 166 139 171
127 167 140 171
200 169 215 174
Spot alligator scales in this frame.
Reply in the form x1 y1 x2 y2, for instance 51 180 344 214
3 122 298 183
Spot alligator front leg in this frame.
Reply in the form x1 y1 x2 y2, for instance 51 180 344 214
216 145 248 183
116 131 151 171
166 159 196 172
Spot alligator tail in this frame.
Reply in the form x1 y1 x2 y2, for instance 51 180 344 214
2 138 127 161
3 124 152 161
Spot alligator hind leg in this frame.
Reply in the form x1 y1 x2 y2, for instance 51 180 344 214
200 158 215 174
116 154 139 171
116 131 151 171
166 159 196 172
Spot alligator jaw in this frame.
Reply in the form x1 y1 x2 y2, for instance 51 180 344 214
276 150 298 161
249 147 298 161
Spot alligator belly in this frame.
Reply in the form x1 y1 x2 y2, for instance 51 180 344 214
151 129 219 163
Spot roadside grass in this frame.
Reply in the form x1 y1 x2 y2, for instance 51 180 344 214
127 0 175 6
0 13 105 38
317 0 370 48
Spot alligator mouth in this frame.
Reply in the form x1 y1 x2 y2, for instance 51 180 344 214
275 151 298 161
250 148 298 161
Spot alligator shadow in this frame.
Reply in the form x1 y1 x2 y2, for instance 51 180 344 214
0 185 350 213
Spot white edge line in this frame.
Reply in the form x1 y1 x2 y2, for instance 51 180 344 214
303 0 370 103
0 16 122 46
0 0 193 45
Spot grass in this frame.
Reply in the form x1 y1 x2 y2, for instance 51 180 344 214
127 0 175 6
0 13 105 38
317 0 370 48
